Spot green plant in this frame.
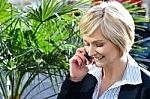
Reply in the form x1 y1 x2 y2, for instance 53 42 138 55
122 1 150 66
0 0 149 98
0 0 91 98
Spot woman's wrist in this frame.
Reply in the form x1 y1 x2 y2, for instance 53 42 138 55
69 76 84 82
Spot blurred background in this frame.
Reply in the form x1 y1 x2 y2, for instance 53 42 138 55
8 0 150 17
0 0 149 99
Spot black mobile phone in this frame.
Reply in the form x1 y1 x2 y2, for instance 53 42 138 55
84 52 91 61
84 52 92 65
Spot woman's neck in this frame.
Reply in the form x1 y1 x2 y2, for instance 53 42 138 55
99 54 128 96
102 54 128 82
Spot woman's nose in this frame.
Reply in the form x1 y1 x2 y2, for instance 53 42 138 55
88 45 96 56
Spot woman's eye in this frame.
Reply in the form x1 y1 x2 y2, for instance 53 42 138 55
96 43 103 47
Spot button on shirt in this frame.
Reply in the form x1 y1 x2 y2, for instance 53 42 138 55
88 55 142 99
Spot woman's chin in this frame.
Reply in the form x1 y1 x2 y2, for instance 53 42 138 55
95 62 105 68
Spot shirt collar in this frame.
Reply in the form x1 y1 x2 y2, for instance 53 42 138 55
109 54 142 89
121 54 142 85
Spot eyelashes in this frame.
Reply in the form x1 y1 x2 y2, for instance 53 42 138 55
95 44 104 47
84 43 104 47
83 40 105 47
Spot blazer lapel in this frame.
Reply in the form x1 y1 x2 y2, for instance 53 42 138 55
118 84 141 99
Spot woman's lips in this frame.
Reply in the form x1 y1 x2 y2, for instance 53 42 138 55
95 56 104 61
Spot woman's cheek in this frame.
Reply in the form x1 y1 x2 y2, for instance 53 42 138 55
85 46 89 53
96 47 105 54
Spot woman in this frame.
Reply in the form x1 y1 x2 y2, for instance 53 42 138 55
57 1 150 99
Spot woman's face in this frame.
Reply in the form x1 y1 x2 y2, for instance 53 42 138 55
83 28 122 68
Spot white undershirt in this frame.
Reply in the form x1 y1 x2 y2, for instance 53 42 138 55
88 55 142 99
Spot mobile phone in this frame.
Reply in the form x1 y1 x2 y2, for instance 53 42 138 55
84 52 92 65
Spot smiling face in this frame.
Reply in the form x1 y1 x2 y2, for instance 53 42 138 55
80 1 135 56
83 28 122 68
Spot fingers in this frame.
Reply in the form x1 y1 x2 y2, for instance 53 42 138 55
76 47 86 54
69 47 89 82
69 55 81 66
70 48 87 66
69 54 85 67
76 47 87 66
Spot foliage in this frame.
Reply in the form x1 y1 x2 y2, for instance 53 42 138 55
0 0 149 98
122 1 150 66
0 0 90 98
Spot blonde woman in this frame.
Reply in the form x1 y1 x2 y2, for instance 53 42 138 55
57 1 150 99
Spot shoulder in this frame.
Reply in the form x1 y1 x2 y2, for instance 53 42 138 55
127 55 150 86
140 67 150 86
136 67 150 99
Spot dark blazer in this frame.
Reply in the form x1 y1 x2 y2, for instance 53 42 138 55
57 68 150 99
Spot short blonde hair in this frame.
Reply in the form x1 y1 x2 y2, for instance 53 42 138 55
79 1 135 53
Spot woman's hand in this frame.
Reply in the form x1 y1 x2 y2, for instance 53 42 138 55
69 47 89 82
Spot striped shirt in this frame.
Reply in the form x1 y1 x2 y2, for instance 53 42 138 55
88 54 142 99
